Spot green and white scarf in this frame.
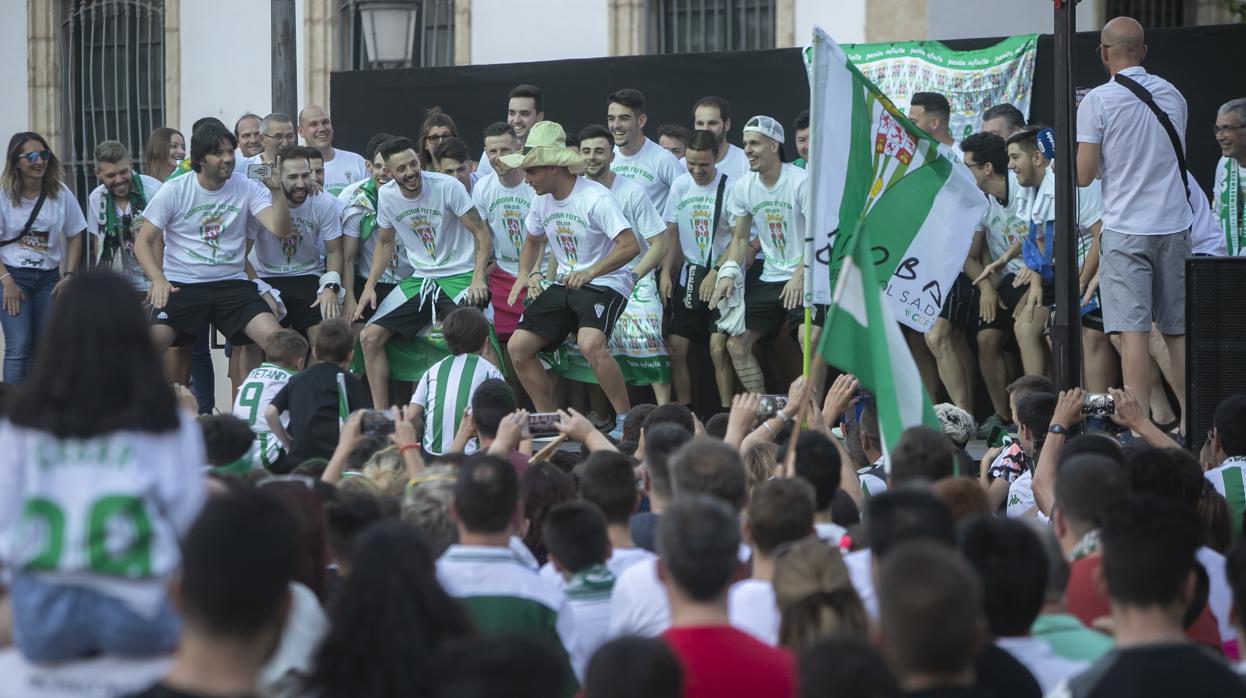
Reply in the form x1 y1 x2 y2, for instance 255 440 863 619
96 178 148 270
347 177 380 242
1221 158 1243 256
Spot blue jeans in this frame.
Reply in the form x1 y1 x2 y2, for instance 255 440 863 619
191 322 216 414
8 574 180 663
0 267 58 383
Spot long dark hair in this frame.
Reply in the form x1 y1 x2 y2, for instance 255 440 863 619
417 107 458 168
7 272 179 437
4 132 64 205
305 521 475 698
143 127 182 181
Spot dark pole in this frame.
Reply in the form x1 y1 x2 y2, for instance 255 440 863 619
272 0 298 119
1051 0 1082 391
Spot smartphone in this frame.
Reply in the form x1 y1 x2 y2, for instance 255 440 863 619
1082 393 1115 416
757 395 789 416
360 410 395 436
246 162 272 181
527 412 560 436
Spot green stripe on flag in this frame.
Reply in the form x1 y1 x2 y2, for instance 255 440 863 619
1223 467 1245 540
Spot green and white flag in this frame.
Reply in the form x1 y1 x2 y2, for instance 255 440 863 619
821 220 940 464
803 27 988 332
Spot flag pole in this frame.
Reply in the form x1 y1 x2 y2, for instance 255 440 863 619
1051 0 1083 391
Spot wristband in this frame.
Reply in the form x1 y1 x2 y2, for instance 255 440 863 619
399 443 420 455
0 273 10 283
1048 424 1068 436
531 271 545 278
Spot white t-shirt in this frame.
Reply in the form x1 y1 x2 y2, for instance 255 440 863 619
611 137 685 213
339 179 414 285
0 183 87 270
233 362 296 469
411 353 504 456
1189 176 1227 256
978 172 1028 277
1076 66 1193 235
727 163 809 283
844 547 878 619
375 173 477 278
728 578 779 645
322 148 368 197
472 172 535 277
1012 167 1103 268
994 635 1088 694
680 143 750 182
86 175 163 290
1005 470 1050 524
248 191 342 277
607 556 670 638
607 175 666 274
142 172 273 284
525 177 634 299
663 171 734 266
0 415 206 616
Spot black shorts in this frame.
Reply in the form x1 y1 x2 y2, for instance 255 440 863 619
937 272 978 327
516 284 628 352
369 283 463 340
977 273 1031 331
263 275 321 333
352 276 396 323
666 273 721 343
151 279 271 347
743 279 826 337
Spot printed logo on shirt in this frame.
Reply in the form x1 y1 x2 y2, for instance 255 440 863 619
280 231 301 262
200 214 224 251
555 222 578 265
692 208 711 256
411 218 436 256
766 211 788 258
156 311 168 319
18 230 50 255
503 211 524 251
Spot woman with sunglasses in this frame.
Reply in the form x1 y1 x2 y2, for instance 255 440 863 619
0 132 87 383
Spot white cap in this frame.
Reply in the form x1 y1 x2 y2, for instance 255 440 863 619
743 115 785 145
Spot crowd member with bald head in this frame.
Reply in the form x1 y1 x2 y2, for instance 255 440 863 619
1076 17 1192 433
299 104 367 196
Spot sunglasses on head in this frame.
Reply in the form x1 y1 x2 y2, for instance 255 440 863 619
17 150 51 164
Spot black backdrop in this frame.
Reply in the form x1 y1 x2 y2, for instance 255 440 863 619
331 23 1244 190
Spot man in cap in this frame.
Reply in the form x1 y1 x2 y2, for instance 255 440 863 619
710 116 821 399
504 122 641 439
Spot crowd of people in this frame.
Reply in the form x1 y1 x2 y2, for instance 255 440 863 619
0 13 1245 698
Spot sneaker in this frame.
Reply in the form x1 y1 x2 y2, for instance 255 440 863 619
976 414 1015 440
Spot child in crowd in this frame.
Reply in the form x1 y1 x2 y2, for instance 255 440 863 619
201 414 258 475
409 307 504 456
232 329 308 470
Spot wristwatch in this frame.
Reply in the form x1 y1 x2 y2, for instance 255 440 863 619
324 282 341 292
1048 424 1068 436
630 271 640 283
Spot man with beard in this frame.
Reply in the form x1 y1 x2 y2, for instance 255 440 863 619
135 122 294 373
355 136 493 409
246 145 344 350
608 88 684 212
340 132 410 324
681 96 749 181
298 104 367 196
581 124 671 404
476 84 546 178
86 140 163 294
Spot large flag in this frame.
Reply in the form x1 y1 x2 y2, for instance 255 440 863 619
823 220 940 462
803 27 988 333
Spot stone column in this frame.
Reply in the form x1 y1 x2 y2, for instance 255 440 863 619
454 0 471 65
27 0 61 150
609 0 647 56
304 0 335 108
165 0 181 130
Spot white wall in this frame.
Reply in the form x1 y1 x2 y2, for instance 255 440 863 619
470 0 609 64
0 0 29 139
795 0 866 45
926 0 1101 41
177 0 308 135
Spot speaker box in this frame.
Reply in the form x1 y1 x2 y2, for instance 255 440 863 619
1186 257 1246 453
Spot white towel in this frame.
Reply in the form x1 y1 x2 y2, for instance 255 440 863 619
714 261 746 336
253 278 288 322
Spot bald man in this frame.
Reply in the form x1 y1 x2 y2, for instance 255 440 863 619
298 104 368 196
1075 16 1191 433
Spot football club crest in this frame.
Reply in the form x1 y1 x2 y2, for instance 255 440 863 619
692 208 711 256
765 211 787 257
503 211 523 251
594 303 604 318
412 218 436 256
555 222 578 265
200 213 224 250
280 230 301 262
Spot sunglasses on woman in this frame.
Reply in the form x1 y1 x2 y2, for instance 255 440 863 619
17 150 52 164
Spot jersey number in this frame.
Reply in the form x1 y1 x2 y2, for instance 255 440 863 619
237 381 264 425
20 495 153 576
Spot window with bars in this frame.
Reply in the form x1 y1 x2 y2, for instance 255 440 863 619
338 0 455 69
59 0 165 205
653 0 776 54
1105 0 1194 27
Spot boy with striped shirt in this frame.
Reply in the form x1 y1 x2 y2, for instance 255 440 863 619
410 307 504 456
231 329 307 469
1206 395 1246 539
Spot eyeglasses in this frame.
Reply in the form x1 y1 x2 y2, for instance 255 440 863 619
17 150 51 164
964 161 986 170
262 132 296 141
1095 43 1113 55
425 134 450 143
1213 124 1246 136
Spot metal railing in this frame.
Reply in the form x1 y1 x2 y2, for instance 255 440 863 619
337 0 456 70
654 0 775 54
59 0 165 207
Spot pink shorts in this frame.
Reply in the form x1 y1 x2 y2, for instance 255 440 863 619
488 267 526 340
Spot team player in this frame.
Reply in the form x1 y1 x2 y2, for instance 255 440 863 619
339 132 412 323
472 122 537 342
354 136 493 409
608 88 685 212
86 140 163 293
503 122 640 438
662 129 736 409
231 329 307 469
298 104 367 196
681 96 750 181
476 84 546 178
247 145 344 349
135 122 294 370
580 124 671 404
710 116 822 398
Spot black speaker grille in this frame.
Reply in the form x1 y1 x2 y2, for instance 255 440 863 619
1186 258 1246 453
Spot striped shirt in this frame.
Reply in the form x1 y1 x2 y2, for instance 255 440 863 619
411 353 504 456
232 363 296 469
437 545 584 686
1206 456 1246 539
